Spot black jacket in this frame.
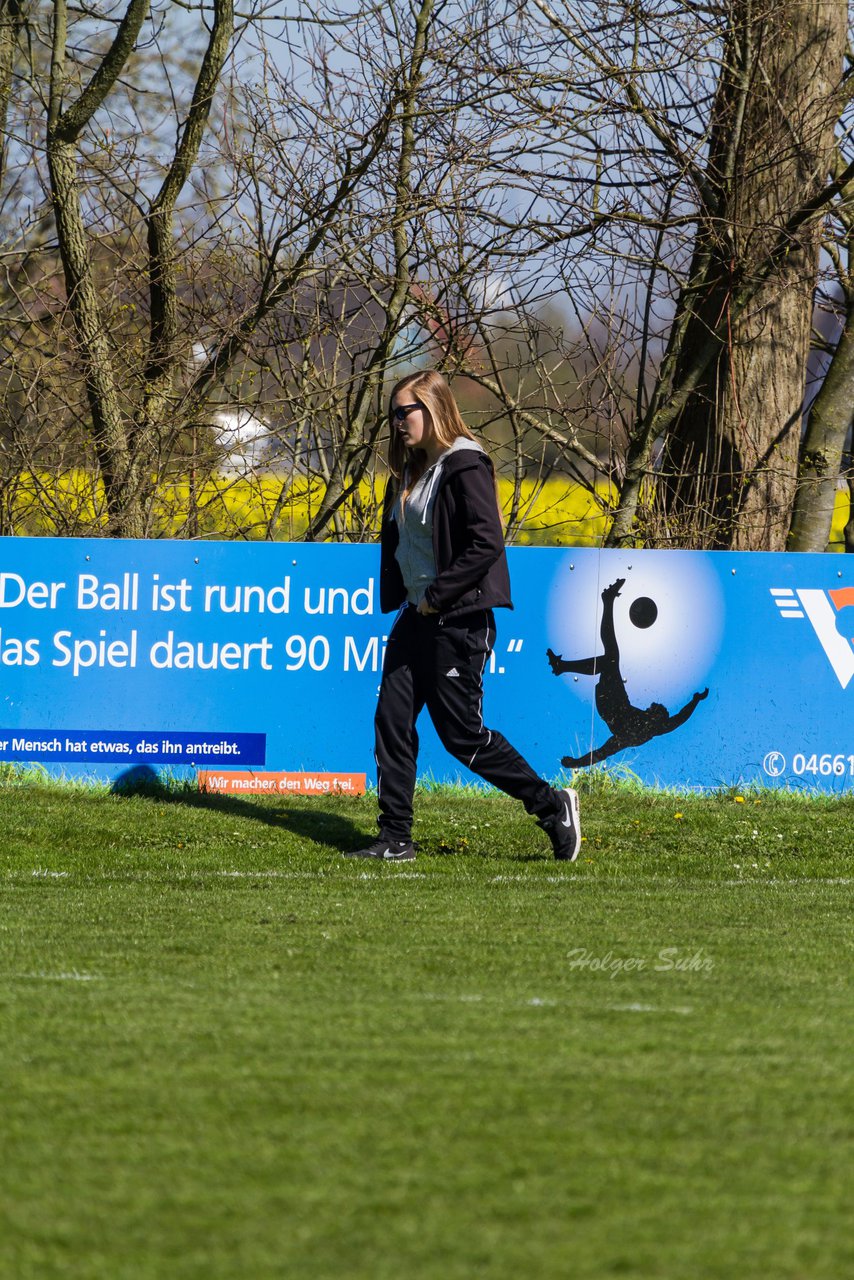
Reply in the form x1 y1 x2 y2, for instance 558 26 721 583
379 448 513 617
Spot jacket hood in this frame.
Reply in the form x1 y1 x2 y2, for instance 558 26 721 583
437 438 488 477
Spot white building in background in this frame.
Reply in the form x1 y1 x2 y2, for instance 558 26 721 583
189 344 273 475
209 408 272 475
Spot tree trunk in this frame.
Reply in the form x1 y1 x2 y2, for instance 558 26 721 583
47 0 150 535
657 0 845 550
787 307 854 551
47 137 142 534
788 167 854 552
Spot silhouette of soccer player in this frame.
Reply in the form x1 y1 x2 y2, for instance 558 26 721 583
547 577 709 767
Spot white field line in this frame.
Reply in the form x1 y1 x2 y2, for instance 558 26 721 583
609 1003 693 1015
0 973 692 1015
721 877 854 886
5 870 853 887
12 970 100 982
421 992 694 1014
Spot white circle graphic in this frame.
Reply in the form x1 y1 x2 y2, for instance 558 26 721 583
547 552 725 709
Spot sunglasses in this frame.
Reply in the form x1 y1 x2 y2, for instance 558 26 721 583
390 403 421 423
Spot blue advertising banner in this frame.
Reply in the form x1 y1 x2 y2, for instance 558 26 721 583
0 536 852 790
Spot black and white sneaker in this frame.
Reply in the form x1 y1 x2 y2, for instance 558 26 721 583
538 788 581 861
343 838 416 862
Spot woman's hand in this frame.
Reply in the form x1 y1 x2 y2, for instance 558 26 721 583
417 598 438 616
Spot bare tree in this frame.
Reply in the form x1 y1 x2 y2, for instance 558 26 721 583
2 0 400 537
44 0 232 536
788 149 854 551
483 0 850 550
650 0 848 550
214 0 606 543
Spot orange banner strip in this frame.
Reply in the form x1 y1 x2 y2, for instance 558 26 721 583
198 770 366 796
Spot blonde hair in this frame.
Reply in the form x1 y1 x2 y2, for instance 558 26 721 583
387 370 476 488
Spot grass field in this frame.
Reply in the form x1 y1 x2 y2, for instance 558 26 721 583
1 780 852 1279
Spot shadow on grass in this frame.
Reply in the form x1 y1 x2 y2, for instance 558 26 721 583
109 770 561 860
110 766 367 851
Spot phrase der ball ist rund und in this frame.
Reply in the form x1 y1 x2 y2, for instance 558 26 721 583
0 571 380 676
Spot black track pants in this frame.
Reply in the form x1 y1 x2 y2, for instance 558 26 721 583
374 606 557 840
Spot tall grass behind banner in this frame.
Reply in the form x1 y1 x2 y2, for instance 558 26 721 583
3 470 851 549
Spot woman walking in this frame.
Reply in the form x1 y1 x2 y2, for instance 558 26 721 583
345 370 581 862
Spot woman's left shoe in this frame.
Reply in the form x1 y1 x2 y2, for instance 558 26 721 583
343 838 416 861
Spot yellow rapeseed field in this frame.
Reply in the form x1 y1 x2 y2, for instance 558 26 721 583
4 468 850 549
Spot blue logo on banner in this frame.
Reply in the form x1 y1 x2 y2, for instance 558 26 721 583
769 585 854 688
